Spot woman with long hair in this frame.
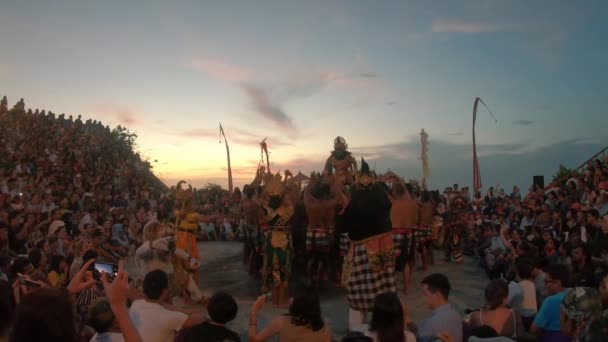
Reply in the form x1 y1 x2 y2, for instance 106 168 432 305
365 292 416 342
469 280 525 339
249 284 331 341
47 254 68 287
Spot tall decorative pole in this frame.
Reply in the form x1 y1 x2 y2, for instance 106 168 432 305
420 129 430 190
472 97 497 193
260 138 270 173
219 123 234 193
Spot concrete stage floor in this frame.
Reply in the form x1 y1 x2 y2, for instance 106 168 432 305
187 241 486 341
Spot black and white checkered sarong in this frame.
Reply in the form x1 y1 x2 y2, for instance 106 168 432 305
339 233 350 256
343 235 397 311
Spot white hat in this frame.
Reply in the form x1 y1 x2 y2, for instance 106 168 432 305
48 220 65 237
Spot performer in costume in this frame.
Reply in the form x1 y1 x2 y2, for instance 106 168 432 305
337 158 396 331
260 172 295 307
242 184 265 279
443 195 468 264
135 220 206 303
303 171 343 287
389 181 419 294
325 136 358 186
173 181 219 299
419 191 436 267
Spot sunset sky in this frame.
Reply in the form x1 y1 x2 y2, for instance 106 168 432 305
2 1 607 191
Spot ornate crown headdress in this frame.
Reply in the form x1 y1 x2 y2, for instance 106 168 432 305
265 172 285 196
334 136 347 150
175 180 194 201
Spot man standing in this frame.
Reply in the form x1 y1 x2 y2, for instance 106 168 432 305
390 181 418 294
303 171 342 287
337 159 396 331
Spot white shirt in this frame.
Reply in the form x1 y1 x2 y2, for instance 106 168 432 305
129 300 188 342
90 332 124 342
519 279 538 316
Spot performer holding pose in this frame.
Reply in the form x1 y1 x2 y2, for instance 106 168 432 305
173 181 219 299
242 184 264 279
260 172 295 307
443 195 468 263
303 171 343 287
337 159 396 331
135 220 206 304
389 181 419 294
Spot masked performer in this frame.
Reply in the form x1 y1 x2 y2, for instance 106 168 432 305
303 171 343 287
325 136 358 186
173 181 218 298
443 195 468 264
337 159 396 331
390 181 419 294
135 220 206 303
242 184 265 279
260 172 295 307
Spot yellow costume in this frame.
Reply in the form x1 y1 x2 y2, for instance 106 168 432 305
174 181 200 288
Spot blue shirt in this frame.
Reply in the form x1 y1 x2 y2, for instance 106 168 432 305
533 290 568 332
418 303 462 342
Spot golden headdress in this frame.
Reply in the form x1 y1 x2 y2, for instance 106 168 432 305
264 172 286 197
175 180 194 201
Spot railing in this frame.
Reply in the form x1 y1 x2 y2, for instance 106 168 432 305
549 145 608 188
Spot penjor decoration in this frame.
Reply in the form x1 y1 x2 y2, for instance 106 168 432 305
472 97 498 193
219 123 234 193
420 129 430 190
260 138 270 173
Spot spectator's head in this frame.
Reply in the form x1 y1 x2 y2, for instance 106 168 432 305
142 270 169 301
49 254 67 274
9 288 77 342
88 297 118 334
545 264 570 294
421 273 450 309
369 292 405 342
602 214 608 234
28 249 47 271
516 258 534 280
207 291 238 324
587 209 599 225
288 284 324 332
92 229 105 245
560 287 602 339
484 279 509 310
10 257 33 280
0 279 16 336
570 244 589 265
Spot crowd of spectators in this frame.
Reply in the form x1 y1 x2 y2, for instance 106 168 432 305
2 95 608 342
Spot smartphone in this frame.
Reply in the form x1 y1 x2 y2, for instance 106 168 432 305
94 262 118 281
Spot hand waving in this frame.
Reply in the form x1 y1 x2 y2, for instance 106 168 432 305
67 259 96 294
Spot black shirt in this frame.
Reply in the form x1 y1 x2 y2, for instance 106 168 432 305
184 321 241 342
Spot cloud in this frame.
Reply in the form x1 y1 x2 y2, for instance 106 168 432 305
242 84 295 133
188 57 253 83
513 120 536 126
431 19 513 33
116 110 141 126
178 126 294 147
350 137 607 190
